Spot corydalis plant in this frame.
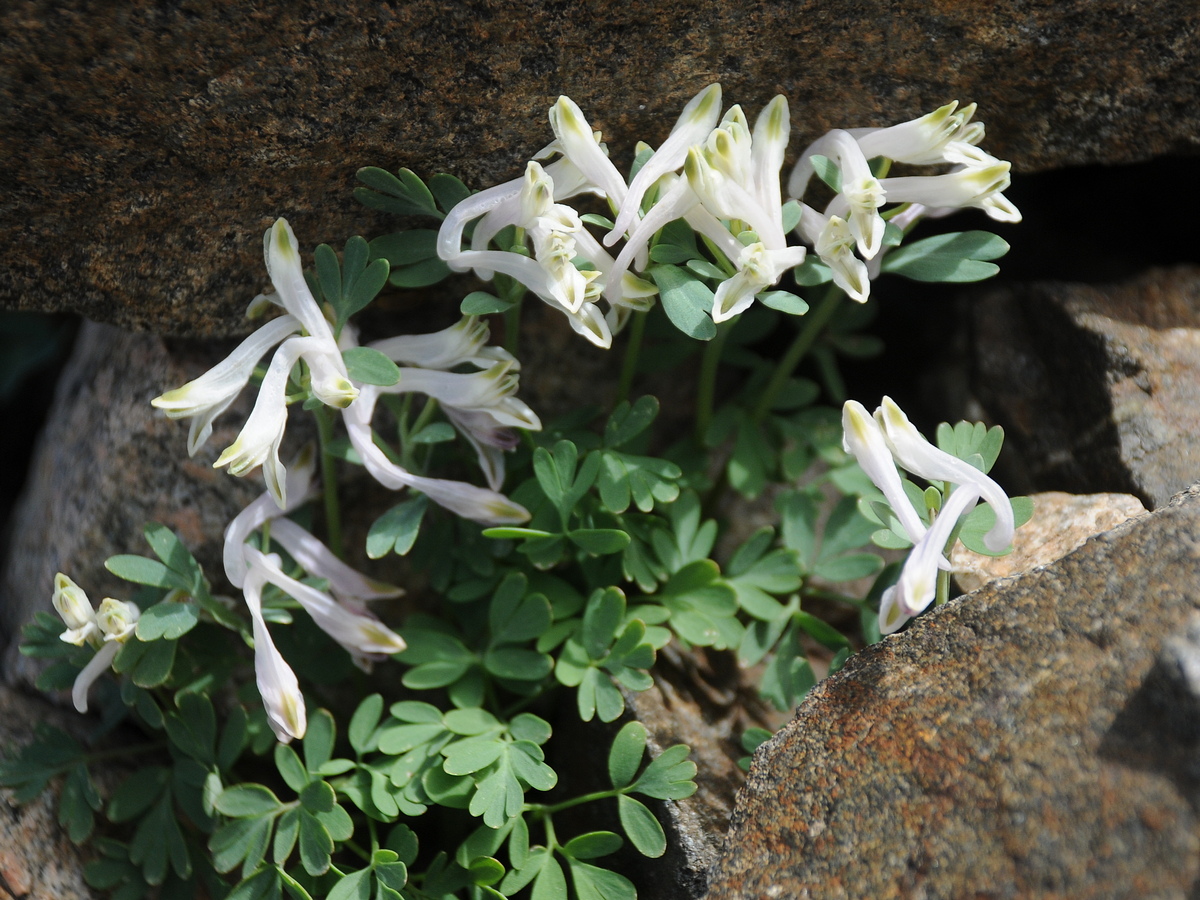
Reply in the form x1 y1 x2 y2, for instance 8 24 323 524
433 88 1018 346
843 397 1033 634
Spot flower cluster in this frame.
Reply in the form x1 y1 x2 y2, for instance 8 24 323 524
51 573 140 713
153 220 537 524
222 450 406 742
437 91 1019 344
842 397 1015 634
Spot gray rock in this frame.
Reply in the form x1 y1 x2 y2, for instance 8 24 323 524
0 322 261 686
972 266 1200 508
0 684 102 900
4 0 1200 334
704 484 1200 899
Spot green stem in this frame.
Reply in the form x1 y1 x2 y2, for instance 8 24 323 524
313 406 344 560
752 285 843 423
616 310 648 406
527 787 621 817
696 319 735 442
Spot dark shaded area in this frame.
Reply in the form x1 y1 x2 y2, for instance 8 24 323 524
841 156 1200 471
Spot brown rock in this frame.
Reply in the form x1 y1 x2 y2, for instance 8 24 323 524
704 484 1200 899
4 1 1200 334
951 490 1146 593
0 684 103 900
973 266 1200 508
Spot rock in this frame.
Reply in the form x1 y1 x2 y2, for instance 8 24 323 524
951 490 1146 593
0 322 262 686
4 1 1200 334
0 684 103 900
972 266 1200 509
703 483 1200 899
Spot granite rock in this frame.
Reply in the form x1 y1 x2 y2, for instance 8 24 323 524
0 322 262 686
972 265 1200 509
704 484 1200 900
0 684 103 900
4 0 1200 334
951 490 1147 593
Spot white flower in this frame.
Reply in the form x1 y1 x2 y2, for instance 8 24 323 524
53 573 100 647
370 316 504 371
607 83 723 244
242 555 307 742
53 579 140 714
344 385 531 525
151 316 302 456
242 547 405 667
155 218 358 505
842 397 1016 635
848 101 983 167
875 397 1014 553
877 143 1020 224
268 518 402 605
795 209 870 303
789 129 885 260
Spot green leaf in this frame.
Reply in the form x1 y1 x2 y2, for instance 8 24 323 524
566 858 636 900
355 168 439 218
957 495 1034 556
649 265 716 340
608 722 646 789
781 199 803 233
142 522 203 583
215 784 283 818
563 831 622 860
568 529 631 555
342 347 401 386
105 555 187 590
299 810 334 876
461 291 515 315
617 794 666 857
130 638 176 688
366 495 429 559
299 781 336 814
531 855 568 900
275 744 309 793
809 154 842 192
758 291 809 316
429 173 472 214
631 744 697 800
483 646 553 681
881 231 1009 283
348 694 384 755
135 597 200 641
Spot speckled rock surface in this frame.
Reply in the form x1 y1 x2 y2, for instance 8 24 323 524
951 490 1147 593
0 684 101 900
4 0 1199 334
0 322 262 685
972 266 1200 509
704 484 1200 900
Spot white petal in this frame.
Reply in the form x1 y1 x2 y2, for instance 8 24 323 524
71 641 120 713
841 400 927 542
243 559 307 742
877 397 1014 552
548 97 628 205
892 486 980 617
607 83 722 246
268 518 402 602
264 219 338 347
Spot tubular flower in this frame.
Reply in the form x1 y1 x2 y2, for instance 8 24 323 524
841 397 1015 636
154 218 358 507
52 577 140 714
344 385 531 525
242 556 307 743
364 318 541 493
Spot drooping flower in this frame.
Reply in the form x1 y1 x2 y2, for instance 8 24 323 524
241 556 307 742
841 397 1016 635
154 218 358 508
343 384 531 525
52 576 140 713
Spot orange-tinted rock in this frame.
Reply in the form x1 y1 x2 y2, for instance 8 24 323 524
705 484 1200 899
